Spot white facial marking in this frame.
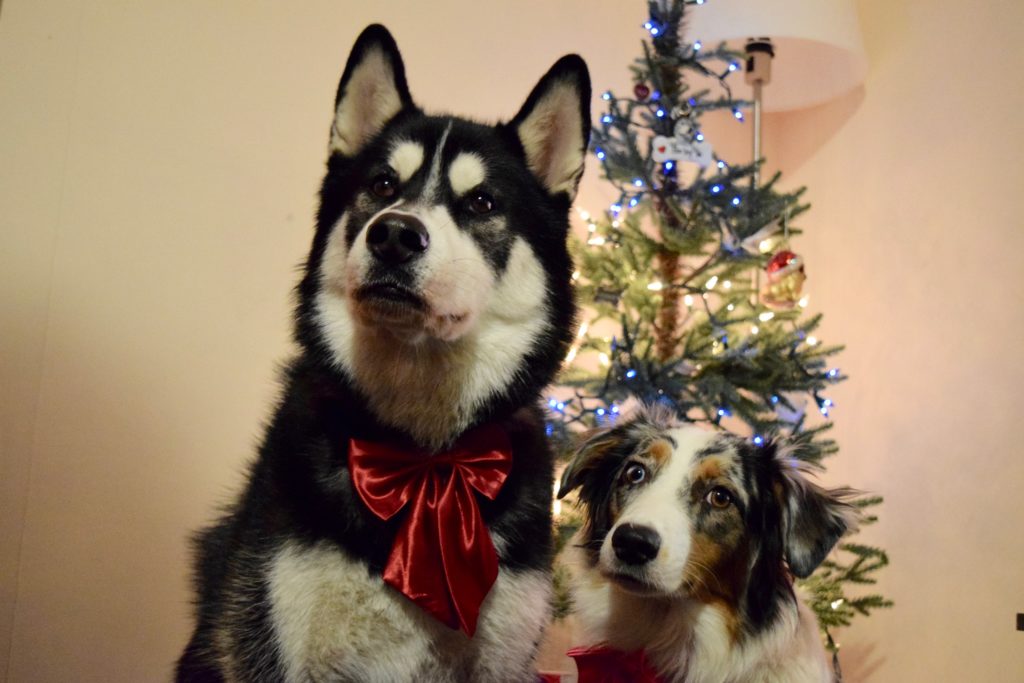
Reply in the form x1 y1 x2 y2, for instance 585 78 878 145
421 123 453 199
388 140 425 182
599 426 718 593
448 152 487 196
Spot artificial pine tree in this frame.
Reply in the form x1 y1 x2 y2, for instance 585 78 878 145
548 0 891 655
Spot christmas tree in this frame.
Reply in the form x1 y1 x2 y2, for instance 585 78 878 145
548 0 891 655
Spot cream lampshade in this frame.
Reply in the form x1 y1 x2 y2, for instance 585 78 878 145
687 0 868 111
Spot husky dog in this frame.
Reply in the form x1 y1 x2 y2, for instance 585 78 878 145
558 407 857 683
176 24 590 682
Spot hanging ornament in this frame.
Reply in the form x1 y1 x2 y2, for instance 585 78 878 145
761 249 806 310
651 111 713 167
633 83 651 100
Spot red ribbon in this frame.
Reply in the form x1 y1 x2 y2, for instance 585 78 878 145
348 424 512 637
567 646 664 683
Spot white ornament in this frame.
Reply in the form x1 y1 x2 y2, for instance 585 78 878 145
651 115 713 167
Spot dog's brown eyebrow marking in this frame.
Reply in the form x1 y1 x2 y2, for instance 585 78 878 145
647 439 673 467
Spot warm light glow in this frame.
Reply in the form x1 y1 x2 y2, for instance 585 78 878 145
807 336 819 346
578 209 591 221
552 480 562 517
751 325 759 335
723 280 732 290
684 294 694 307
759 311 775 322
587 236 606 246
577 321 589 339
726 304 735 311
798 295 810 308
599 352 610 367
705 275 719 289
572 270 581 281
647 281 663 291
759 239 773 253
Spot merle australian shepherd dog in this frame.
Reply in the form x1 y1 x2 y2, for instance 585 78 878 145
176 25 590 682
558 406 858 682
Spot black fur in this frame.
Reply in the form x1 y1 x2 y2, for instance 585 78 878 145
177 24 590 681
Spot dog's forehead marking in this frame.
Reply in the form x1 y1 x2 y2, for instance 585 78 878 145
421 122 453 200
388 140 425 182
448 152 486 196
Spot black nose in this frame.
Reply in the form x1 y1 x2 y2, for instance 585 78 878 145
611 524 661 565
366 213 429 265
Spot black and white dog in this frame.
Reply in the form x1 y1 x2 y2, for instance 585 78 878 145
177 25 590 682
558 407 857 683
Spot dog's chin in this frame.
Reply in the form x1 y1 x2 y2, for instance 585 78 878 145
350 283 476 343
600 566 670 598
351 283 428 331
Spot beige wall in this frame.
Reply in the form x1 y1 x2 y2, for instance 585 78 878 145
1 1 1021 681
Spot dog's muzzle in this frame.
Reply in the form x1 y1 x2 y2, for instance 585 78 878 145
366 212 429 266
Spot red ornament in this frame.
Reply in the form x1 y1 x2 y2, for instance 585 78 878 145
634 83 651 100
762 249 807 310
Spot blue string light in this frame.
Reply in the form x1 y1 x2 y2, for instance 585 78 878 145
770 395 780 404
656 108 666 118
625 369 637 379
731 196 741 206
602 91 612 101
733 108 744 121
601 114 613 124
693 40 702 51
610 405 620 415
717 160 727 169
753 435 764 446
633 178 644 187
595 148 606 160
688 98 697 106
610 203 622 214
728 62 740 72
695 132 705 142
827 368 841 379
651 90 661 100
663 161 674 172
717 407 732 418
711 184 722 193
629 196 640 207
595 407 606 417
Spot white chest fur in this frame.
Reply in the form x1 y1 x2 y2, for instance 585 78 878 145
267 541 551 683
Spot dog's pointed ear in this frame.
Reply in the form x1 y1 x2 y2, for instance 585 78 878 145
510 55 591 200
774 450 860 578
329 25 415 158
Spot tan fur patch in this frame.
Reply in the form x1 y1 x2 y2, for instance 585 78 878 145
695 456 724 481
648 439 672 467
682 533 747 643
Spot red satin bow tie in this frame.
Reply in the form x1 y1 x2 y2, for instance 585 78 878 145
567 646 664 683
348 424 513 637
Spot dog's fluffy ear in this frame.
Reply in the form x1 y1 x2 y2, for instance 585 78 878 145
329 25 415 158
773 449 860 578
509 55 591 200
558 404 676 499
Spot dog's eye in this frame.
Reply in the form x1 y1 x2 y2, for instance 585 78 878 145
622 463 647 486
468 190 495 215
705 487 733 509
371 174 398 199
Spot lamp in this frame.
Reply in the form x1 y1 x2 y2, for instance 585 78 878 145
686 0 868 112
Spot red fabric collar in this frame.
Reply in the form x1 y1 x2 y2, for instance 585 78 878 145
568 645 664 683
348 424 512 637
